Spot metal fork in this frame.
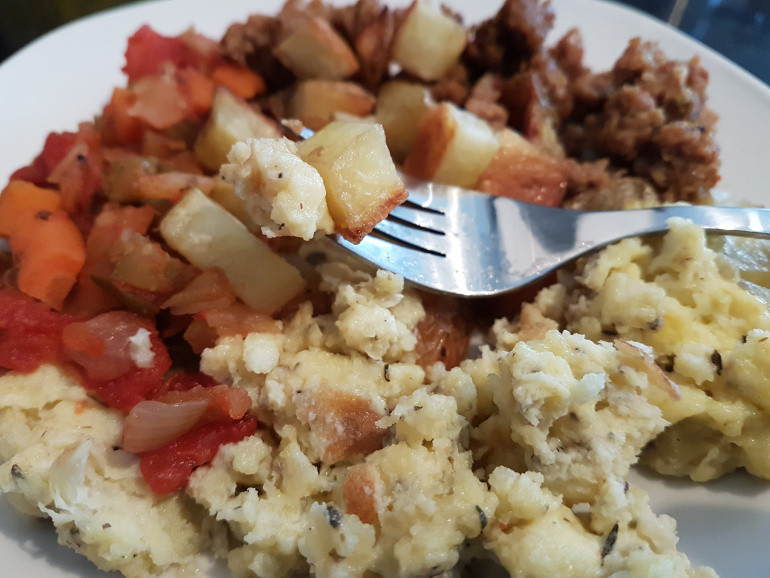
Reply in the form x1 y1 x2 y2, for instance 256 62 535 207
335 177 770 297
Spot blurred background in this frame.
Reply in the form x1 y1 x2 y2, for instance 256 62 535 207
1 0 768 85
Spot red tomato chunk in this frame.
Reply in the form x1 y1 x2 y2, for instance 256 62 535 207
0 289 74 372
62 311 172 411
140 415 258 494
123 25 200 83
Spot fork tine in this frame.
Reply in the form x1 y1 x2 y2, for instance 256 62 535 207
336 233 448 289
373 217 447 256
388 203 447 231
400 178 452 212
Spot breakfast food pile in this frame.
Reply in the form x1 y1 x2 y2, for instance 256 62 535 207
0 0 763 576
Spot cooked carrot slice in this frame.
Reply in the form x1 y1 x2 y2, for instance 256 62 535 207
12 211 86 310
0 180 62 238
212 63 266 99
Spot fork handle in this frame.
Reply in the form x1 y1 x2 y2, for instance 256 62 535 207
497 201 770 293
579 205 770 246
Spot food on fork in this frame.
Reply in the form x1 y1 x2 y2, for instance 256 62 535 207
0 0 759 576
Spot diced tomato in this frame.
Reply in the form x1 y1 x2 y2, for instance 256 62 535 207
135 172 219 203
62 311 172 411
183 302 282 353
47 123 103 215
123 25 199 84
11 131 79 186
139 415 257 494
11 125 103 217
141 131 187 158
87 204 156 259
0 289 74 372
200 302 283 337
177 29 221 70
128 73 191 130
156 151 206 174
176 68 215 116
101 88 144 147
158 384 252 421
84 232 196 317
65 204 157 317
152 371 218 397
162 269 237 316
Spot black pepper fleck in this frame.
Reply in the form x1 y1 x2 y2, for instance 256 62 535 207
657 354 675 373
647 318 662 331
305 251 327 266
601 523 619 559
383 364 391 382
475 505 487 530
711 350 723 376
326 504 342 529
102 523 111 529
35 210 52 221
10 464 24 479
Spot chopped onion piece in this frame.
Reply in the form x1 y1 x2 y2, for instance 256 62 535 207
123 399 208 453
614 339 681 400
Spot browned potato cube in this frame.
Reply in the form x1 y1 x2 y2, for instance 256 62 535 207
298 121 407 243
403 102 498 188
476 129 568 206
194 88 281 171
375 80 434 163
289 80 376 131
392 1 467 81
160 189 305 314
274 17 359 80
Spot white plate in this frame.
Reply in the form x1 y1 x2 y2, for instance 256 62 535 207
1 1 769 576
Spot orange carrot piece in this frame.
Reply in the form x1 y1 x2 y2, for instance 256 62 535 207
0 180 62 238
12 211 86 310
212 63 266 99
177 68 215 116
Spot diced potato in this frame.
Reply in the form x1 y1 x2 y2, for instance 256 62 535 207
289 80 376 131
403 102 499 188
274 17 359 80
207 180 258 232
392 1 467 81
298 121 407 243
159 188 305 314
476 129 568 206
375 81 434 163
194 88 281 171
221 137 334 241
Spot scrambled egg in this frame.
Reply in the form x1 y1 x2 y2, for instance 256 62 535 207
221 137 334 241
537 219 770 481
0 365 214 576
7 218 770 577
